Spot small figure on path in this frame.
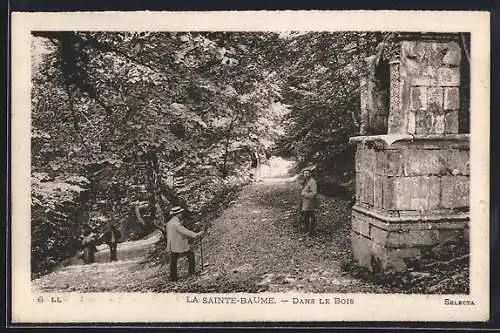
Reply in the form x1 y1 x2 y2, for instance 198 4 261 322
250 150 262 182
300 169 318 235
80 227 98 264
102 224 121 262
166 206 205 282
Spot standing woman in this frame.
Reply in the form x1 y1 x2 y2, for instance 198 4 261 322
300 169 318 235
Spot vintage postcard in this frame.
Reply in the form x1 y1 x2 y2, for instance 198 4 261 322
10 10 490 323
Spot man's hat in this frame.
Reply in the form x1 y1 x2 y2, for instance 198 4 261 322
170 206 185 215
301 165 316 174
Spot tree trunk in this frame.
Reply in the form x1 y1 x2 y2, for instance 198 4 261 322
221 113 236 178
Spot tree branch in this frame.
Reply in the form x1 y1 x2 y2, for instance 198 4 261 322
83 33 164 75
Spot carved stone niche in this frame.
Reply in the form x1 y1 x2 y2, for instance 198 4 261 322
359 55 389 135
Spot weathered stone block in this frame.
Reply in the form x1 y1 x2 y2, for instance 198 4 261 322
411 67 438 86
355 172 363 202
408 110 416 134
364 172 375 206
400 229 439 247
351 213 370 237
366 235 404 271
370 225 401 248
370 226 388 245
436 221 467 230
442 41 462 66
386 135 468 150
404 41 457 87
398 210 422 217
444 149 470 175
385 247 422 272
375 150 387 175
400 220 465 231
401 41 417 59
374 175 384 209
351 210 467 273
410 86 427 110
356 229 422 273
427 87 443 111
416 111 446 134
383 176 395 210
359 148 375 172
369 212 400 230
444 110 459 134
416 41 452 67
351 231 375 269
415 111 433 134
355 148 363 172
386 150 404 176
440 175 469 208
359 148 368 171
386 230 401 248
403 149 444 176
393 176 440 210
437 229 464 243
432 114 446 134
437 67 460 86
444 87 460 110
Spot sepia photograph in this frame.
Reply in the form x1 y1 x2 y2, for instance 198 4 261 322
11 11 490 323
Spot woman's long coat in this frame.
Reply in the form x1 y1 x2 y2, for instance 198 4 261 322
301 177 317 211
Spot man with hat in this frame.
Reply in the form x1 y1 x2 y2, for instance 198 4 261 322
300 168 318 235
102 223 121 262
166 206 204 282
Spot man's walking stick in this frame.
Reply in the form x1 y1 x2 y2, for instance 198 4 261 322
200 237 204 272
197 221 208 272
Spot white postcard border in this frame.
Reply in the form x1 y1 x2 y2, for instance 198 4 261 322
11 10 490 323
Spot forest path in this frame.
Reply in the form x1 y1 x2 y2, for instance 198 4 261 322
158 175 386 293
32 158 386 293
32 230 162 292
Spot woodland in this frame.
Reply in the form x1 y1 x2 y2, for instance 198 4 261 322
30 31 471 296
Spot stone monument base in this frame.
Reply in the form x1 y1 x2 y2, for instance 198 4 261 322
349 134 469 272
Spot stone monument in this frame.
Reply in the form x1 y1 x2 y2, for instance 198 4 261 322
350 33 469 272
